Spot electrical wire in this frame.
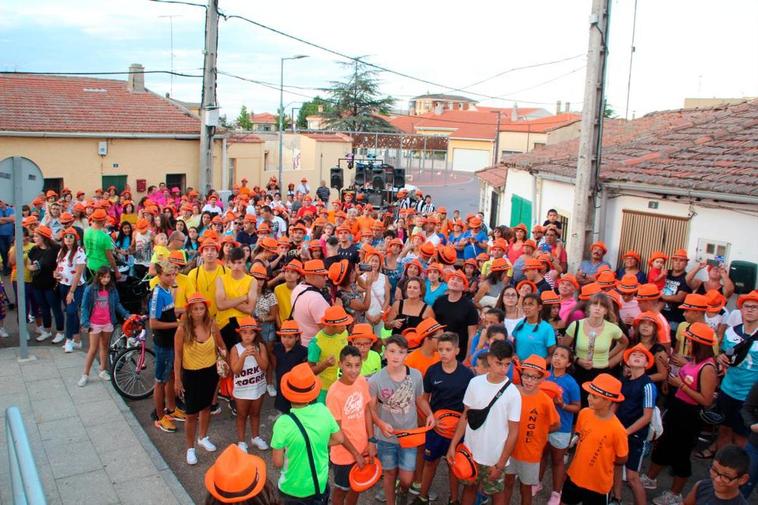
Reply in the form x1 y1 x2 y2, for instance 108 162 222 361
0 70 203 77
461 54 584 89
147 0 206 8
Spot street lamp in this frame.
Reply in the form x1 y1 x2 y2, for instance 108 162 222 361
278 55 308 190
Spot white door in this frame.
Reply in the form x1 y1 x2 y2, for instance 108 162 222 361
452 148 491 172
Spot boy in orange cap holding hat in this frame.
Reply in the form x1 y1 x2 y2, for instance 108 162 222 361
348 323 382 377
416 331 475 504
271 363 344 504
612 344 657 505
561 373 628 505
503 355 559 505
326 345 377 505
309 305 353 403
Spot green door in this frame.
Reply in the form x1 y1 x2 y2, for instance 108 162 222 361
510 194 532 228
102 175 127 193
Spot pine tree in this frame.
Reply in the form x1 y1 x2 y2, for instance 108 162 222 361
322 60 395 132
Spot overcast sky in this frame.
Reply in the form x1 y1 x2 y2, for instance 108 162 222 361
3 0 757 121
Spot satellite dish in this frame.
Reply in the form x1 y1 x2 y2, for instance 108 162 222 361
0 157 44 204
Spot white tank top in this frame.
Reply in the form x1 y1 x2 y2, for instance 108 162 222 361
233 343 266 400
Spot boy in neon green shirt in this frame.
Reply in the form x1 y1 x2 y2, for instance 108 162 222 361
308 305 353 402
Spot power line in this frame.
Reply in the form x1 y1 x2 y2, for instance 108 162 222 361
461 54 585 89
216 10 579 106
147 0 206 8
0 70 202 77
498 66 586 97
217 70 316 99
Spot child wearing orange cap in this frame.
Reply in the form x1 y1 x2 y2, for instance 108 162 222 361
271 321 308 413
561 374 628 505
612 344 657 505
503 355 560 505
309 306 353 403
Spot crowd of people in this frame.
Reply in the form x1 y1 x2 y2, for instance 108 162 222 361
0 178 756 505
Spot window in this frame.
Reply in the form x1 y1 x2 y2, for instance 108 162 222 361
101 175 126 193
510 194 532 228
165 174 186 193
43 178 64 194
227 159 237 190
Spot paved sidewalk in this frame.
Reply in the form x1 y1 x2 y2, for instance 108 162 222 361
0 345 193 505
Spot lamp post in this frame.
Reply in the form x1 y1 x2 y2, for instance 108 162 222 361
278 55 308 190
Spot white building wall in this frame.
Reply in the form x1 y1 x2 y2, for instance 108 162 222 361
501 169 535 225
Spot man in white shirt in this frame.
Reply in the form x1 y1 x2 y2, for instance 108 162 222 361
295 177 311 196
447 340 521 505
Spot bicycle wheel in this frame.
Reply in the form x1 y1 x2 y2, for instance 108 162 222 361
111 347 156 400
108 325 126 367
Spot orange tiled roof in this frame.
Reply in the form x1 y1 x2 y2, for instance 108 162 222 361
389 107 547 140
251 113 277 124
0 74 200 134
499 113 581 133
490 100 758 198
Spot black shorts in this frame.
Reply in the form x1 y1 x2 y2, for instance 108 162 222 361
717 391 749 437
625 433 647 473
561 475 610 505
423 429 452 462
332 463 352 491
220 318 241 351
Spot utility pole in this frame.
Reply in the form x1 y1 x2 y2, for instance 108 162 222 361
567 0 611 273
199 0 219 194
491 110 502 166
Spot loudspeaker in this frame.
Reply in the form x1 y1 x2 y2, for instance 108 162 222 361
330 167 343 190
354 164 366 186
393 168 405 189
366 190 383 207
371 167 385 191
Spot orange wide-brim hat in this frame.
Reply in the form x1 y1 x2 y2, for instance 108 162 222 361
451 444 478 481
280 362 321 404
395 425 433 448
349 458 383 493
432 409 461 439
204 445 267 503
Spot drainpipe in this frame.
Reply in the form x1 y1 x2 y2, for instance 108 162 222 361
221 135 228 190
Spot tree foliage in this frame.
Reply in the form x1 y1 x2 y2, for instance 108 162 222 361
297 96 332 128
603 101 618 119
236 105 253 129
321 60 396 132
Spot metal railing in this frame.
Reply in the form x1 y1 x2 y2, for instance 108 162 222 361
5 406 46 505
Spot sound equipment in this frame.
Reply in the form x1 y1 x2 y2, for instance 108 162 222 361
393 168 405 189
330 167 343 190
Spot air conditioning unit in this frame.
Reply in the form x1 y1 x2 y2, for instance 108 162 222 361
98 141 108 156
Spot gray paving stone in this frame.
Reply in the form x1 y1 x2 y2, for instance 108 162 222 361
57 469 119 505
86 418 139 454
76 398 124 427
0 361 21 377
38 415 89 445
31 395 78 424
0 374 28 395
19 362 61 382
43 439 103 480
100 444 157 484
114 474 181 505
65 378 113 405
26 377 69 401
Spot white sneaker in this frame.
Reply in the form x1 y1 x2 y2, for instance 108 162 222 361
653 491 683 505
237 441 249 453
98 370 111 381
52 332 65 344
267 383 277 397
36 330 51 342
63 340 74 353
27 314 35 324
73 340 83 350
197 436 217 452
250 436 269 451
77 375 88 387
547 491 561 505
0 327 9 338
186 448 197 465
640 474 658 490
531 482 543 497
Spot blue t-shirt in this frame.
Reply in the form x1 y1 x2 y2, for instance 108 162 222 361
578 259 611 277
547 372 581 433
511 319 557 360
424 280 448 306
448 234 466 259
460 230 488 260
720 324 758 401
0 206 14 236
423 361 475 412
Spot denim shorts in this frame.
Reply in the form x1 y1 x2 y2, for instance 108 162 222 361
548 431 571 450
376 440 416 472
154 344 174 383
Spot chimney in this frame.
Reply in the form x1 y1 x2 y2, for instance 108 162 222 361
511 102 519 122
556 100 562 115
565 101 571 113
127 63 145 92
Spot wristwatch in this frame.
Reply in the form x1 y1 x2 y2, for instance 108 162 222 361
368 437 378 444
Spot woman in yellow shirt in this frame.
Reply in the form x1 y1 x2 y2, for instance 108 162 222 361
174 293 227 466
214 247 257 350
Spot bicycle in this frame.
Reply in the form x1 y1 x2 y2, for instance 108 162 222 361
111 315 156 400
109 264 151 367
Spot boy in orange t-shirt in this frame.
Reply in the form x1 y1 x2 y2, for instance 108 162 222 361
326 345 376 505
405 318 444 378
503 355 560 505
562 373 629 505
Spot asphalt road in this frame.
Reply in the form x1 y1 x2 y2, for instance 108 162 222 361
1 271 713 505
407 168 480 217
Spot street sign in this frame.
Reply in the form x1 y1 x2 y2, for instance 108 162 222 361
0 157 44 204
0 156 44 360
